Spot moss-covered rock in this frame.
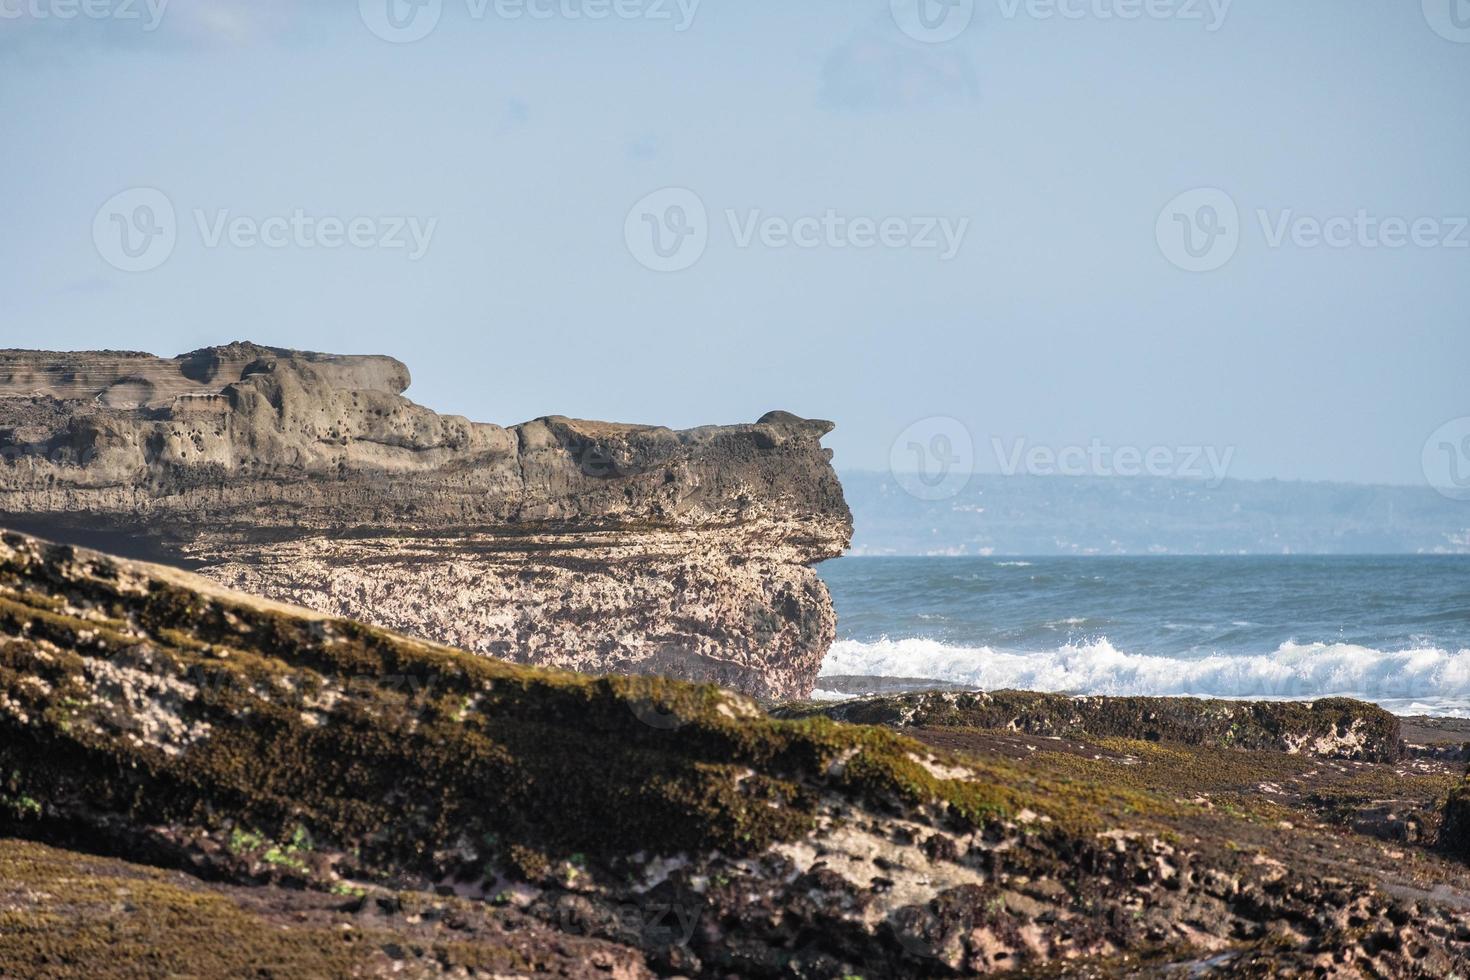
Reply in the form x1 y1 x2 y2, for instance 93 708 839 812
0 836 651 979
1442 776 1470 858
3 527 1469 978
780 689 1403 761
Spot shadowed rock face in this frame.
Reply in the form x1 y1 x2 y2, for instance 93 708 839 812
0 342 851 698
778 689 1406 762
4 527 1470 978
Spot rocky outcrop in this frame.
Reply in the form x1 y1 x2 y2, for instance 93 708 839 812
0 343 851 698
780 689 1405 762
5 528 1470 977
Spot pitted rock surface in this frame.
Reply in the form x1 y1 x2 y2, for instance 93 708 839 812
0 343 851 697
5 527 1470 978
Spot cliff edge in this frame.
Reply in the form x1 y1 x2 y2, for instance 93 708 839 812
0 343 852 698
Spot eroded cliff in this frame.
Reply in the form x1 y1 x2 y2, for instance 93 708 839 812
0 343 851 698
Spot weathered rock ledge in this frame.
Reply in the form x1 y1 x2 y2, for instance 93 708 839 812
5 529 1470 977
779 688 1406 762
0 343 852 698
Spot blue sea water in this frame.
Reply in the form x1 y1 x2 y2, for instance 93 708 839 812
816 556 1470 716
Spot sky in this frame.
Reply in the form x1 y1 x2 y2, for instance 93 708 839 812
2 0 1468 489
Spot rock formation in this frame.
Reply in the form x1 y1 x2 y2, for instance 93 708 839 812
4 527 1470 977
780 689 1405 762
0 342 851 698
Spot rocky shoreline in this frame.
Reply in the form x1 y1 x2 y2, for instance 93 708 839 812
0 343 851 699
3 528 1470 977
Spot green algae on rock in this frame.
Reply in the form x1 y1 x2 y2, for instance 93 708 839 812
779 688 1404 762
0 836 652 980
4 527 1470 977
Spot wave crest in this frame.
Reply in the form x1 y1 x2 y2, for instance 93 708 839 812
818 637 1470 716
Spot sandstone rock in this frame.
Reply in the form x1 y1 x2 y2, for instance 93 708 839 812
0 343 851 698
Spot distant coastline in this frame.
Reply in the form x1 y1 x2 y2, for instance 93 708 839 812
842 470 1469 556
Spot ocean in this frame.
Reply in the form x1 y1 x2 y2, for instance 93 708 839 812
816 556 1470 717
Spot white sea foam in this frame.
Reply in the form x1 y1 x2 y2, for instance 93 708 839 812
818 637 1470 716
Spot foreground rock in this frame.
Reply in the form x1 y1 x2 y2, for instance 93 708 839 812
0 837 649 979
0 343 851 698
781 689 1406 762
5 529 1470 977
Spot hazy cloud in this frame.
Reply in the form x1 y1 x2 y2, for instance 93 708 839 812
820 28 978 112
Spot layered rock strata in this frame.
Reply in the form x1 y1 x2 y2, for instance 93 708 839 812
0 343 851 698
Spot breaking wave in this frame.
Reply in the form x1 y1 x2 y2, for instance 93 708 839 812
818 637 1470 716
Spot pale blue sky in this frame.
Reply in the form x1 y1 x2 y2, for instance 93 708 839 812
2 0 1467 485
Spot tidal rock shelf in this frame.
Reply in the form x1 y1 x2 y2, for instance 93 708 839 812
0 342 851 698
4 528 1470 977
778 689 1407 762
